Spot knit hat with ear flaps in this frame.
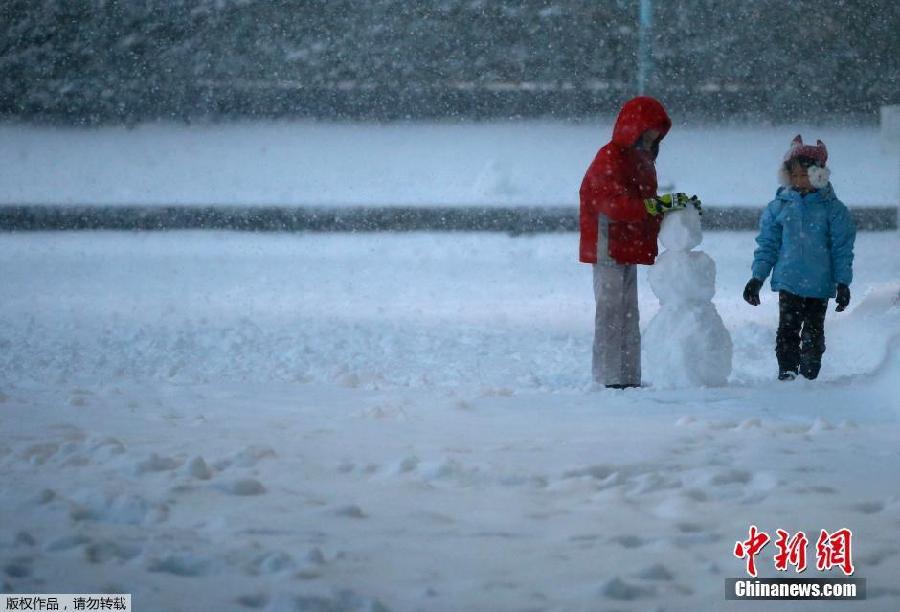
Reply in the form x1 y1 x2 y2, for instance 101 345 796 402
779 134 831 189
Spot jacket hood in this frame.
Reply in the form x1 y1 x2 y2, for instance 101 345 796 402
611 96 672 147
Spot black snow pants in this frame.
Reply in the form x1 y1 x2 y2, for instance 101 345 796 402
776 291 829 379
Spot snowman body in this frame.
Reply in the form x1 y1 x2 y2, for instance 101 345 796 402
643 207 733 388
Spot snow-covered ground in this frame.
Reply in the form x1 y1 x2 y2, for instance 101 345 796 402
0 122 896 207
1 229 898 611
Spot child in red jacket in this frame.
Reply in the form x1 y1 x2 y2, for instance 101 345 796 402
579 96 699 388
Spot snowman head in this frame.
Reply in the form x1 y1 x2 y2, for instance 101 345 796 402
658 206 702 251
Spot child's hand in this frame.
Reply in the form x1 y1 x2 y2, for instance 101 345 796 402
743 278 763 306
835 283 850 312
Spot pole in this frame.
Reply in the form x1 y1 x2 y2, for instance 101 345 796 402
638 0 653 94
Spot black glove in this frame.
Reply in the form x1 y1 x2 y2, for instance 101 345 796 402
835 283 850 312
743 278 763 306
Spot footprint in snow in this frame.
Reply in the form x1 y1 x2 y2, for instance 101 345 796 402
3 558 33 579
19 442 60 466
704 420 739 431
185 456 213 480
681 488 709 502
294 567 323 580
608 534 646 549
561 464 617 480
45 534 91 552
636 563 674 581
235 593 269 609
214 445 277 471
355 402 409 421
85 540 143 563
69 492 169 526
851 500 885 514
233 445 277 467
568 533 602 543
708 468 754 486
134 453 182 475
87 436 126 459
216 479 266 496
19 430 125 466
65 388 93 407
598 576 656 600
332 504 367 519
268 591 390 612
13 532 36 548
146 553 212 577
306 547 326 565
797 485 838 495
247 551 296 575
388 455 419 475
250 549 325 579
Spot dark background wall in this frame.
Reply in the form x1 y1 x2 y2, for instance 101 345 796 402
1 0 898 124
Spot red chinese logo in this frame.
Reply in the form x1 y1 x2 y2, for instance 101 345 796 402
733 524 770 577
734 526 854 577
816 528 854 576
774 529 808 573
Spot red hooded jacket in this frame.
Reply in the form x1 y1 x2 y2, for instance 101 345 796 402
579 97 672 265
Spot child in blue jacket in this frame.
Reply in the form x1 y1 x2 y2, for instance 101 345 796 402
743 135 856 380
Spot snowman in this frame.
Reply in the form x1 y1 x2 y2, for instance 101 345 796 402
643 206 733 388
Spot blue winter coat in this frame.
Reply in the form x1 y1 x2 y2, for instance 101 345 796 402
751 184 856 299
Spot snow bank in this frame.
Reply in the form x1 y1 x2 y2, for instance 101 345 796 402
0 122 895 207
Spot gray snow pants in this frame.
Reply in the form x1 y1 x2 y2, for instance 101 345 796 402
592 216 641 386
